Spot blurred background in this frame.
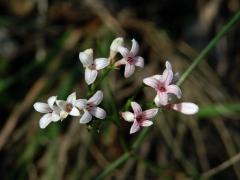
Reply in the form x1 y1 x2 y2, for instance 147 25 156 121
0 0 240 179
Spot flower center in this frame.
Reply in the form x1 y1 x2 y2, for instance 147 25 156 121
89 63 96 70
159 86 166 92
86 103 94 111
65 103 73 113
127 56 134 64
136 114 143 122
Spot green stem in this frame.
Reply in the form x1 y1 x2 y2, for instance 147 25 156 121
96 10 240 179
177 10 240 86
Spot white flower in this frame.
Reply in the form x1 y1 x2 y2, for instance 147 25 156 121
110 37 124 59
56 92 81 119
114 39 144 78
79 49 110 85
33 96 61 129
75 90 106 124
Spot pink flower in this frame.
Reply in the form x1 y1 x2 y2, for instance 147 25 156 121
75 90 106 124
143 62 182 106
33 96 61 129
167 102 199 115
115 39 144 78
79 49 110 85
121 102 158 134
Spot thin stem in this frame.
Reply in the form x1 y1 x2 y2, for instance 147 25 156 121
177 10 240 86
95 10 240 179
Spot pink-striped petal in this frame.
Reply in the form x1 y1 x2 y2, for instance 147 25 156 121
90 107 106 119
161 69 173 86
140 120 153 127
95 58 110 70
166 85 182 98
124 63 135 78
134 56 144 68
88 90 103 105
121 112 134 122
80 111 92 124
171 102 199 115
143 77 159 89
118 46 129 57
75 99 87 109
154 92 168 106
130 39 139 56
85 68 98 85
130 121 140 134
143 108 158 119
131 102 142 114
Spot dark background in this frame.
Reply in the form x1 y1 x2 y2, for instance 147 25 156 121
0 0 240 179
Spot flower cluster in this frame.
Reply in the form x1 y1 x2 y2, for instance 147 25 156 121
33 91 106 128
33 37 199 135
121 61 198 134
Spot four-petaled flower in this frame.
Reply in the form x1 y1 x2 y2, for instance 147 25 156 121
79 49 110 85
56 92 81 119
115 39 144 78
76 90 106 124
121 102 158 134
143 62 182 106
33 96 61 129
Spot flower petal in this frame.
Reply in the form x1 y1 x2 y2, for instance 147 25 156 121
143 77 159 89
69 107 81 116
33 102 51 113
110 37 124 53
171 102 199 115
95 58 110 70
88 90 103 105
56 100 66 110
130 39 139 56
130 121 140 134
39 113 52 129
79 49 93 67
85 68 98 85
166 85 182 99
51 112 60 122
154 92 168 106
80 111 92 124
152 75 162 81
143 108 158 119
131 102 142 114
75 99 87 109
67 92 76 104
118 46 129 57
114 58 127 67
47 96 57 109
161 69 173 86
134 56 144 68
124 64 135 78
121 112 134 122
165 61 172 70
90 107 106 119
140 120 153 127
